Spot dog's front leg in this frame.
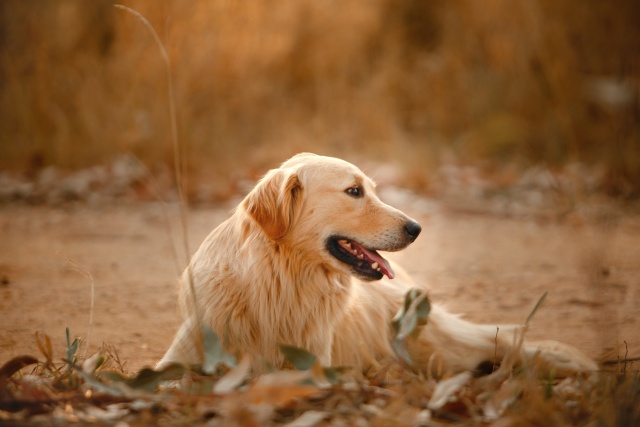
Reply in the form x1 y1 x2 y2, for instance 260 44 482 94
156 319 203 370
317 341 333 367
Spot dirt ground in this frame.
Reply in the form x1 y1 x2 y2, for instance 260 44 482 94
1 197 639 373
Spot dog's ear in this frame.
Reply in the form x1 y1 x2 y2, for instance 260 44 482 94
243 168 302 241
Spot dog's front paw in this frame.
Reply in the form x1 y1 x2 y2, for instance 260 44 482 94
524 340 598 377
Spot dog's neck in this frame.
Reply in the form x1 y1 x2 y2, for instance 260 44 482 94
228 212 347 290
257 227 351 296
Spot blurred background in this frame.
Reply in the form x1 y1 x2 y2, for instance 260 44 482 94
1 0 639 203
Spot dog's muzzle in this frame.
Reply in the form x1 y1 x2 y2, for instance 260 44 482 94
326 220 421 281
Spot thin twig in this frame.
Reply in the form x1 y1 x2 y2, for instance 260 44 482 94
602 356 640 366
493 326 499 372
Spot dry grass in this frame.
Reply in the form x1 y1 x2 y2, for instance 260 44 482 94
0 0 638 198
1 322 638 426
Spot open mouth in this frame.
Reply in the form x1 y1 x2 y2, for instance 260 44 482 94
327 237 395 280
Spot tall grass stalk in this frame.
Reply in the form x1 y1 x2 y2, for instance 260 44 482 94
58 252 95 360
114 4 203 358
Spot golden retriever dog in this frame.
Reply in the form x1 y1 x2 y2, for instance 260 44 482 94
158 153 597 376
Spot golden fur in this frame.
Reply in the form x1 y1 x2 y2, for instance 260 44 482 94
158 153 597 376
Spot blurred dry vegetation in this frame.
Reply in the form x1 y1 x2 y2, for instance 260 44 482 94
1 0 639 200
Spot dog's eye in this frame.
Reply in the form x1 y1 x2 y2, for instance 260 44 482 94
345 186 363 198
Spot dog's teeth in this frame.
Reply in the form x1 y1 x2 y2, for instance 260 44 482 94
357 254 364 259
338 239 347 245
345 242 351 248
371 262 379 270
376 268 381 272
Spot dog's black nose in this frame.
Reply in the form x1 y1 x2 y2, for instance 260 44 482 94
404 220 422 240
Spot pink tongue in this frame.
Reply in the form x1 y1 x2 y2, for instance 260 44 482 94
356 244 395 280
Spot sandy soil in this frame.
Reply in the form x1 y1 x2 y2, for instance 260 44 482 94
1 199 639 373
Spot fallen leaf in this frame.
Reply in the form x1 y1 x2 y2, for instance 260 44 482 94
478 376 524 421
103 363 184 393
202 326 236 374
285 410 330 427
245 370 321 406
0 356 39 380
279 344 317 371
81 353 104 374
214 356 252 394
427 371 472 410
247 383 320 407
391 289 431 365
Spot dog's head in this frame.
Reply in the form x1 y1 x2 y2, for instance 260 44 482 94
242 153 421 281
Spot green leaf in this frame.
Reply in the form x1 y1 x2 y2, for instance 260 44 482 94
392 288 417 333
202 325 236 374
104 363 185 393
322 366 350 385
127 365 185 392
391 336 414 366
390 288 431 365
76 369 126 396
393 289 431 340
397 310 418 342
65 327 80 364
414 292 431 327
279 344 317 370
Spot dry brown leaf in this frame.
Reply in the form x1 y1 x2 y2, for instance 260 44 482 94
284 410 330 427
427 371 472 410
246 383 321 407
479 378 523 421
213 355 252 394
0 355 39 380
